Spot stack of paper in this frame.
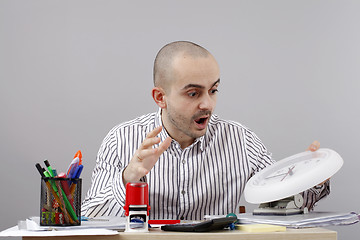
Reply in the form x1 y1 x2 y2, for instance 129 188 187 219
205 212 359 228
0 216 148 237
26 216 145 231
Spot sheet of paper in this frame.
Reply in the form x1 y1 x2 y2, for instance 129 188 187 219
0 226 118 237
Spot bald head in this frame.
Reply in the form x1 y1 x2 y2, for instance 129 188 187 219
153 41 212 90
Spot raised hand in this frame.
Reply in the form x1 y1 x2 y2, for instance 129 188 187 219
122 126 172 185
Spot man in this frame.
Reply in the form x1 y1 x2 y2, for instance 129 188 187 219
81 41 329 220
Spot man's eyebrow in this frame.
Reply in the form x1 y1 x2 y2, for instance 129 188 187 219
212 78 221 88
182 78 220 90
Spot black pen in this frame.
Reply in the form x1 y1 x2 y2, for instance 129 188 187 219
44 160 55 177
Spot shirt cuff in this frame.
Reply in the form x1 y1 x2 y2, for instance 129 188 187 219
112 168 127 208
310 179 330 195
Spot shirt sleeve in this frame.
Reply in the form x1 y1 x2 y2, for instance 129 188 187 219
301 179 331 211
81 130 127 217
244 129 275 173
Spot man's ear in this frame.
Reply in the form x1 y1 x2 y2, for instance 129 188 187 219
152 87 167 108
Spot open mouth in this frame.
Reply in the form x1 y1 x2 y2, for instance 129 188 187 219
195 117 207 124
194 116 209 129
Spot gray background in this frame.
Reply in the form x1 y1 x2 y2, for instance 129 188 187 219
1 0 359 239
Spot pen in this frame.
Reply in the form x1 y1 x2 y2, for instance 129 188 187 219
67 158 79 178
43 168 58 194
43 160 60 195
74 150 82 165
44 160 55 177
69 165 83 195
72 164 83 179
35 163 46 178
148 219 181 225
58 173 75 208
35 164 72 224
66 150 83 178
55 181 71 224
81 216 110 221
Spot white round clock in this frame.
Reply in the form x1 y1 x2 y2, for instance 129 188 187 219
244 148 344 204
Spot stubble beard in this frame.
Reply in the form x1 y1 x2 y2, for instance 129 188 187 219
166 108 212 140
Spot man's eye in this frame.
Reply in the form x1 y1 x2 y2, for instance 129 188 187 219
211 89 219 94
188 92 198 97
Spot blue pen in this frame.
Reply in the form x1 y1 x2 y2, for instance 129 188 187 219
67 157 79 178
69 165 83 194
73 165 83 179
69 165 83 186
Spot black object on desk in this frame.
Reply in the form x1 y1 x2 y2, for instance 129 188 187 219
161 216 237 232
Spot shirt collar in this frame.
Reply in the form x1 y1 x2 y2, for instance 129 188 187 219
155 108 207 151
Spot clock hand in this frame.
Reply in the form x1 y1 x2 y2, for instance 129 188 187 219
265 173 288 179
280 166 295 181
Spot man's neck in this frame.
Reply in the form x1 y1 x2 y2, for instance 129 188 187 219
175 136 195 150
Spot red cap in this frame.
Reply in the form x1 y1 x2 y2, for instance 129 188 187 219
124 182 150 216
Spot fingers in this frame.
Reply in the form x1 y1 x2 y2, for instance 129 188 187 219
138 126 163 150
137 137 171 169
307 140 320 152
140 137 161 150
123 126 172 185
135 148 158 162
146 126 163 138
157 137 172 154
138 137 171 160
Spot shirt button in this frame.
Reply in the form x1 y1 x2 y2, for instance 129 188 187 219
182 160 185 164
180 216 184 220
181 190 185 195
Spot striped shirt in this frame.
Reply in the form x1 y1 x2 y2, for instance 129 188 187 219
81 109 329 220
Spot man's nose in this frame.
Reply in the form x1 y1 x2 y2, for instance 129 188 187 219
199 94 215 110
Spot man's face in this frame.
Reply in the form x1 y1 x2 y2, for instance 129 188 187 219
162 54 220 147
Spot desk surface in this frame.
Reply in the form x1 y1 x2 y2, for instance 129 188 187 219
23 227 337 240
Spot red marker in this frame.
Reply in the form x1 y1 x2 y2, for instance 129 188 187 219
58 172 75 209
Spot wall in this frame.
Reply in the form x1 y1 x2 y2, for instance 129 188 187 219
1 1 359 239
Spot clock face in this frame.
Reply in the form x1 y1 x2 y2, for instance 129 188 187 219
244 148 343 204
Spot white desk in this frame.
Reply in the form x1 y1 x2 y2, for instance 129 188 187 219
23 227 337 240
